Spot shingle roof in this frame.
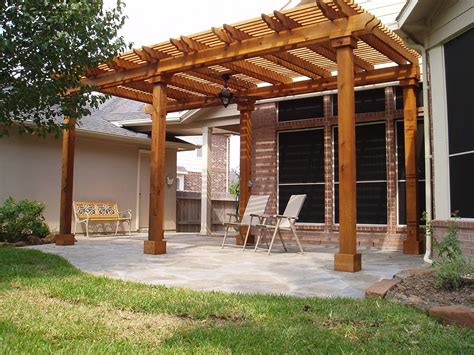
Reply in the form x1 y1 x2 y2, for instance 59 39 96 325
78 97 149 139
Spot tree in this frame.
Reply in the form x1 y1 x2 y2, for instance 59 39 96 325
0 0 130 136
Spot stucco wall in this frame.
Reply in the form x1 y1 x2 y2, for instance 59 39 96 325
0 131 177 234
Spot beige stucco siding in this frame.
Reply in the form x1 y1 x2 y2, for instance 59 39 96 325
0 131 177 234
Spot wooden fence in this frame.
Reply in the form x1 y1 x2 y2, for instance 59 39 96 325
176 191 238 232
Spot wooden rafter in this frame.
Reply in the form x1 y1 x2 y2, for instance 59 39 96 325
307 43 374 71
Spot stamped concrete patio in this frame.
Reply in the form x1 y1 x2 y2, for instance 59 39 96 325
31 233 425 298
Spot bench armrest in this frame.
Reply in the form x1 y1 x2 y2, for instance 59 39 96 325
119 209 132 219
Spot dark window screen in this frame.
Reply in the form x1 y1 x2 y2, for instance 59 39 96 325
279 129 324 184
334 123 387 182
445 28 474 217
396 120 426 225
395 85 423 110
279 185 324 223
278 96 324 122
278 129 325 223
333 123 387 224
333 88 385 116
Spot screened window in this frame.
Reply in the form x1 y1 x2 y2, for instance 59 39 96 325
334 123 387 224
332 88 386 116
278 96 324 122
278 129 325 223
445 29 474 217
396 120 426 225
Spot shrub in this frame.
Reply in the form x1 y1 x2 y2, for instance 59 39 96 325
0 197 50 243
433 213 473 290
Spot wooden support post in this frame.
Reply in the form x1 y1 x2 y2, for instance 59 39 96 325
401 79 423 254
332 36 361 272
200 127 212 235
237 102 255 245
56 116 76 246
144 76 169 255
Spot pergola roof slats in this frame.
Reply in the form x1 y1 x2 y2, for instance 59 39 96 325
80 1 419 111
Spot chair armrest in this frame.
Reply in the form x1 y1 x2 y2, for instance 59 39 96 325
225 213 240 224
119 210 132 219
275 214 298 221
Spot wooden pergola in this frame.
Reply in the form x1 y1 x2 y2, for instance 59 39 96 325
56 0 423 272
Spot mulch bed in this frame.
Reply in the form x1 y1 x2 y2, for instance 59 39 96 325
385 268 474 311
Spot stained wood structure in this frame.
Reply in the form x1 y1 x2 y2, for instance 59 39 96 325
58 0 422 271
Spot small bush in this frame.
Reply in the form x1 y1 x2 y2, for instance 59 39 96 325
433 213 473 290
0 197 50 243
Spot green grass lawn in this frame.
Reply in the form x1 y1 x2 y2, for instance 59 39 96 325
0 248 472 353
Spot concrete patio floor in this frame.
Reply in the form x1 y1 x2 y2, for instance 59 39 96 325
30 233 426 298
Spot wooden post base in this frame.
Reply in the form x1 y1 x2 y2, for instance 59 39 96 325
144 240 167 255
334 253 362 272
403 240 424 255
55 234 75 246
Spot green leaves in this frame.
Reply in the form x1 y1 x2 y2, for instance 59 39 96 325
0 0 130 137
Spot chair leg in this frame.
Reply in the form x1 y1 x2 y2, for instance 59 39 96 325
291 224 304 254
86 221 89 238
221 225 230 248
278 230 288 252
128 221 132 236
254 226 265 252
242 225 252 250
267 222 280 255
115 221 119 235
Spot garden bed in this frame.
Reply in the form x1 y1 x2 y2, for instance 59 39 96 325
385 268 474 311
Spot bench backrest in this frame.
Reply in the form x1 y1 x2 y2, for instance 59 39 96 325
73 201 119 219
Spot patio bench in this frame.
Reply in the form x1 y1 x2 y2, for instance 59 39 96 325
73 201 132 237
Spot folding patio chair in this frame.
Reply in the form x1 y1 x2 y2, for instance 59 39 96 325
254 194 306 255
221 195 270 249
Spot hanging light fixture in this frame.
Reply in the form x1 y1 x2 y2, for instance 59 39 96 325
218 74 234 108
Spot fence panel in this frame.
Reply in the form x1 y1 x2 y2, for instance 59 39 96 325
176 191 237 232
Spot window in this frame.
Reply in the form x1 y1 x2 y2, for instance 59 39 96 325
278 96 324 122
334 123 387 224
332 88 385 116
445 29 474 217
278 129 325 223
396 120 426 225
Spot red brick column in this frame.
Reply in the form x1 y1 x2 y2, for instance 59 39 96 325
323 95 334 233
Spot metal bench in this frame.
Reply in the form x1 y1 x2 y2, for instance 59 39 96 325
73 201 132 237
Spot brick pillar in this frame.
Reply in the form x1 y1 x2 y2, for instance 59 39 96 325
323 95 333 233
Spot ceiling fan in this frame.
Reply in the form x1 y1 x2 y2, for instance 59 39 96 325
217 74 262 108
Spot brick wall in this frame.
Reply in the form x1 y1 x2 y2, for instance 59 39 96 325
250 86 421 251
433 220 474 257
184 134 229 193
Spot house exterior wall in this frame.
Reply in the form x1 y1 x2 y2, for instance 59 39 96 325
399 0 474 256
0 131 177 234
251 87 422 251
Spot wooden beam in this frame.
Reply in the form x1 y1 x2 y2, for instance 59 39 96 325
316 0 345 20
402 80 423 255
237 102 255 245
191 68 256 90
332 37 361 272
82 13 374 89
102 86 153 104
170 75 221 95
144 79 168 255
261 13 285 33
223 23 329 79
56 116 76 246
308 43 374 71
273 10 301 30
165 65 417 112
